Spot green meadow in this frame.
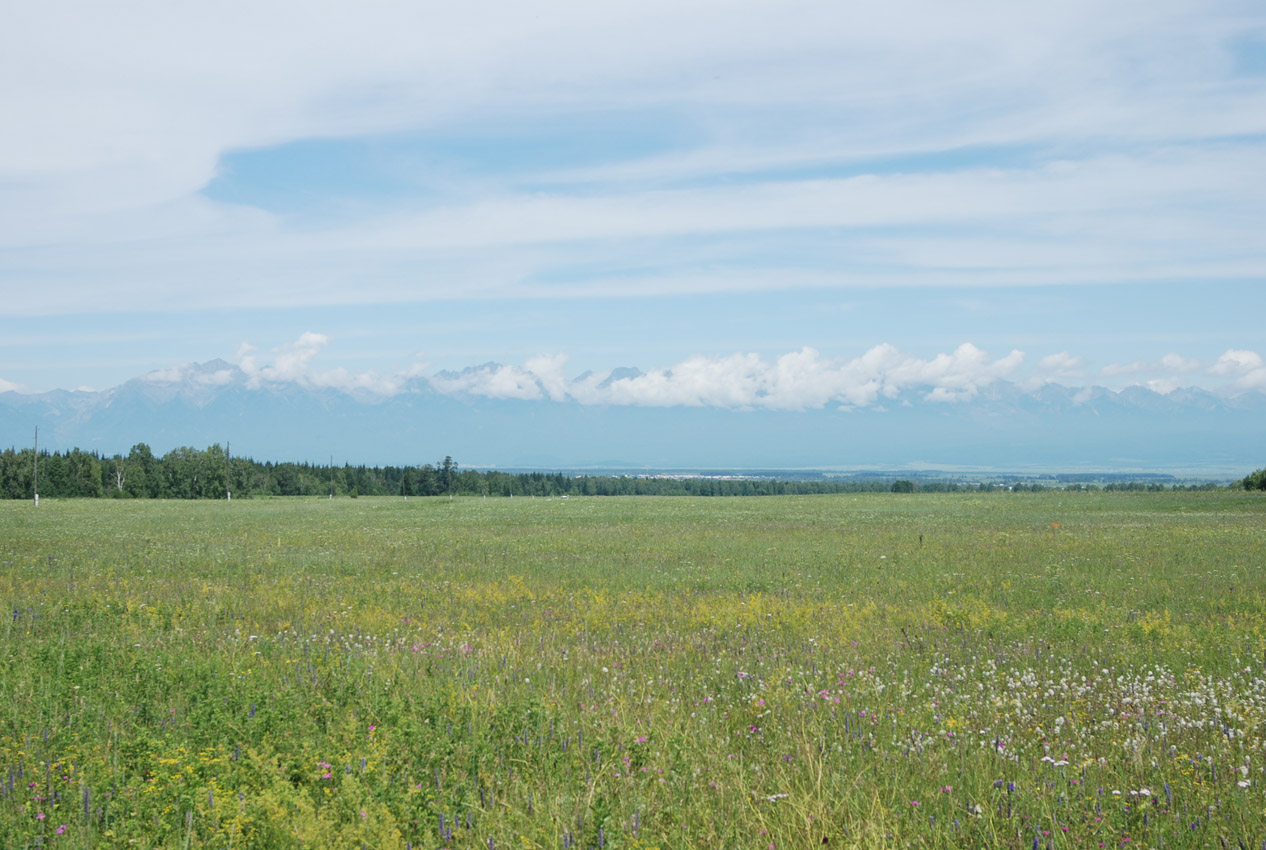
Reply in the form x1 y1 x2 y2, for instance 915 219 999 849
1 491 1264 848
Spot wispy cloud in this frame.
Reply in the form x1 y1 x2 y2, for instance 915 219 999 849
6 143 1266 315
1101 352 1211 387
1036 352 1086 381
1098 349 1255 395
1 1 1264 316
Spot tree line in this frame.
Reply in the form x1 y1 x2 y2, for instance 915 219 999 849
0 445 464 500
0 444 904 499
0 444 1247 500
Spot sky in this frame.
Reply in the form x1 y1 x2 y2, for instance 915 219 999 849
2 0 1265 406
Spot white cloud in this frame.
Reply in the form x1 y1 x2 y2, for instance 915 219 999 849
523 354 571 403
1102 353 1204 381
240 331 327 387
1037 352 1086 381
1145 378 1180 394
1 1 1264 315
225 336 1032 408
341 147 1266 261
3 141 1263 316
142 365 191 384
237 332 417 396
0 377 21 393
110 336 1266 407
1099 352 1216 392
195 370 234 387
1210 349 1264 375
429 363 545 402
421 343 1025 410
1211 349 1266 390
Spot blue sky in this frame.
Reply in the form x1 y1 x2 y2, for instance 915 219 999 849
1 0 1265 406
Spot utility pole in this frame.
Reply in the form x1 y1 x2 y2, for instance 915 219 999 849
225 441 231 501
33 426 38 507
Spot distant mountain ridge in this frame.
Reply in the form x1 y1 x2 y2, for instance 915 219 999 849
1 360 1263 473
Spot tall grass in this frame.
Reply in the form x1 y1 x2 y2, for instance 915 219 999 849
0 491 1263 847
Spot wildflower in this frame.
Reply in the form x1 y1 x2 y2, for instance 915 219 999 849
56 825 67 835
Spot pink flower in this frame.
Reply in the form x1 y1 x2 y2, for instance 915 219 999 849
56 825 67 835
36 812 46 820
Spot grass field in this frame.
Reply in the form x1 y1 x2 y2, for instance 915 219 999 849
1 491 1264 848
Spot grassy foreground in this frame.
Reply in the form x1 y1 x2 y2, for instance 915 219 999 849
1 492 1264 849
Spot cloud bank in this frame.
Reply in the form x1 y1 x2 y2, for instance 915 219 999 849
126 334 1266 410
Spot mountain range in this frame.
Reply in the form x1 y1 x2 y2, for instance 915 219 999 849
2 359 1263 475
